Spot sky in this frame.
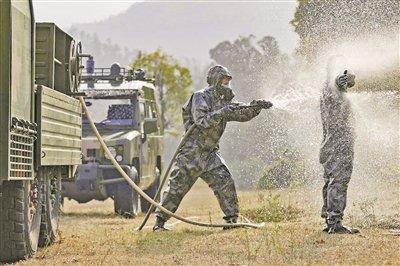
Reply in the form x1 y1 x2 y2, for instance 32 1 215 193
32 0 137 31
32 0 299 64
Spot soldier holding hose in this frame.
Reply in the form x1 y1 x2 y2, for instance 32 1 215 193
153 65 273 231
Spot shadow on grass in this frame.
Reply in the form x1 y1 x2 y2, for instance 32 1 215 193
62 211 119 219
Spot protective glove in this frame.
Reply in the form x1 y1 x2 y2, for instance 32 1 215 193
250 99 273 109
336 71 348 91
214 104 236 119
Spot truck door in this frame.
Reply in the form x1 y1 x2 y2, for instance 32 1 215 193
146 102 158 175
139 101 150 179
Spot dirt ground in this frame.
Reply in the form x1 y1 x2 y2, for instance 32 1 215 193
18 180 399 265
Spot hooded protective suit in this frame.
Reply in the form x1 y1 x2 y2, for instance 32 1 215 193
155 65 262 222
319 64 356 225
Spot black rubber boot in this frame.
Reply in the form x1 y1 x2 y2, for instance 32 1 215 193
223 216 238 230
327 221 360 234
153 216 170 232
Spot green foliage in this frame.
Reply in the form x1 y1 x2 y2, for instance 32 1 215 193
257 149 307 190
131 49 192 128
241 194 302 223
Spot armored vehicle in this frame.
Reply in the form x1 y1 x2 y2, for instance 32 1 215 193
62 64 164 217
0 0 86 262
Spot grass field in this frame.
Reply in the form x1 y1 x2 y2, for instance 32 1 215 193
18 179 399 265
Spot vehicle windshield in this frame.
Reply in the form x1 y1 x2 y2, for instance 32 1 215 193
83 98 136 126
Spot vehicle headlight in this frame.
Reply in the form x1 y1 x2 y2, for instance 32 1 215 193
115 155 123 162
105 146 117 159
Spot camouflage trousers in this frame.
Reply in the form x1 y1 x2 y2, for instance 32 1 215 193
321 162 353 224
155 164 239 222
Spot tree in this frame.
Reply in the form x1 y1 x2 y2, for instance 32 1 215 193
291 0 400 62
290 0 400 92
209 35 289 101
131 49 192 129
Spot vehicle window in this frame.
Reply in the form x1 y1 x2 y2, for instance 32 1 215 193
107 104 133 119
84 98 136 126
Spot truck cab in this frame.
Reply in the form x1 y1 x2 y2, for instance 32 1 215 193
62 64 164 217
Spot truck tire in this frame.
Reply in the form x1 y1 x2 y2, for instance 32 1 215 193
140 167 161 213
39 168 62 247
0 180 43 263
114 184 139 218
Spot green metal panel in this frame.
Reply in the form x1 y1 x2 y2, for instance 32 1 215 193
0 0 34 181
36 86 82 166
54 26 71 92
35 23 55 88
0 0 11 180
10 0 33 120
35 23 73 94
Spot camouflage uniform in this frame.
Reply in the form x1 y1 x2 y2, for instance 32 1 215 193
319 79 355 226
155 66 261 223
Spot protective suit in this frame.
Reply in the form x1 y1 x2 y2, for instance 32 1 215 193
154 65 267 229
319 59 358 234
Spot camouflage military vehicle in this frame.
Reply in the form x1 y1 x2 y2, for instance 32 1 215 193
62 63 164 218
0 0 86 262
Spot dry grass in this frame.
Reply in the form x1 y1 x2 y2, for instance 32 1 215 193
241 193 302 223
18 180 399 265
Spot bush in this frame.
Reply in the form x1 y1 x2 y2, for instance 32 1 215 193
241 194 302 223
257 149 307 190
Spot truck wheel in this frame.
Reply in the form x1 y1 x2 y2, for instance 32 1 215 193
140 167 161 213
0 180 43 263
39 168 62 247
114 184 139 218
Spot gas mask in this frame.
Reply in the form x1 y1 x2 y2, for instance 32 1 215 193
206 65 235 100
218 84 235 101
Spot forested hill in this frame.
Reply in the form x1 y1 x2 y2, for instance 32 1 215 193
69 0 298 64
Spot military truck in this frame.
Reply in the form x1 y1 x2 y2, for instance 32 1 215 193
0 0 86 262
62 63 163 217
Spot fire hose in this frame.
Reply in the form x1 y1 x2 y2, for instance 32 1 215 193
79 96 266 230
137 124 196 230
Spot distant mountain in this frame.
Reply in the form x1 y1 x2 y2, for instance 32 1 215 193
70 0 299 65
